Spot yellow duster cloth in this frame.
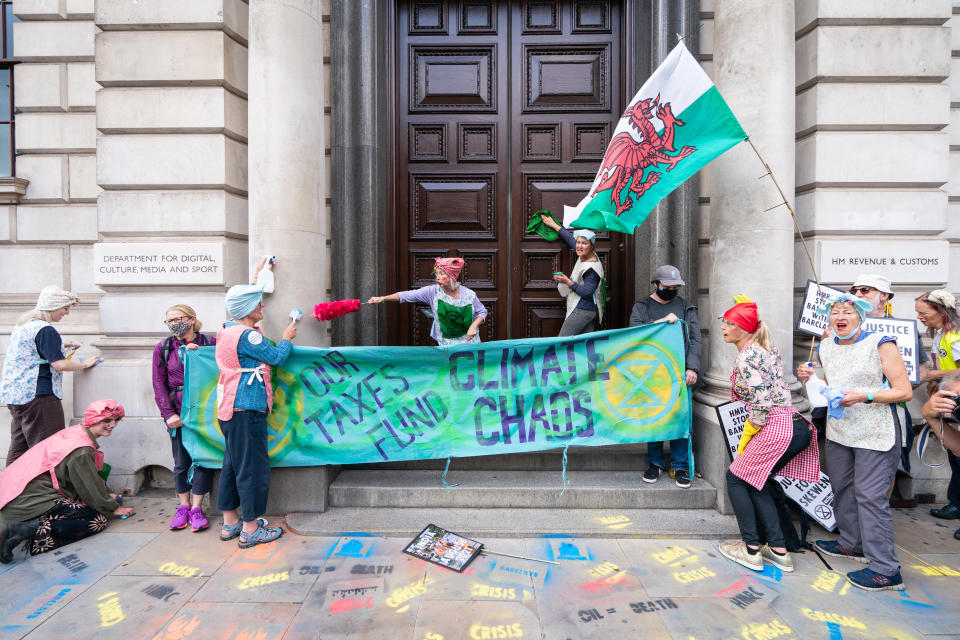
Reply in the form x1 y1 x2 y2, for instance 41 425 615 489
737 418 760 455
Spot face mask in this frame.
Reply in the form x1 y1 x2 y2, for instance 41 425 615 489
657 287 679 301
168 321 192 337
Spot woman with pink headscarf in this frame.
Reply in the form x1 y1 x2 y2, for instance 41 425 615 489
368 257 487 346
0 399 134 563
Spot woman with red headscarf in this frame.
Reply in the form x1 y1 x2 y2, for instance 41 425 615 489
368 257 488 346
716 299 820 575
0 399 134 563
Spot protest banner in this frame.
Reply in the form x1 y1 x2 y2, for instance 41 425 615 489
795 280 920 383
403 524 483 573
180 324 691 468
715 400 836 531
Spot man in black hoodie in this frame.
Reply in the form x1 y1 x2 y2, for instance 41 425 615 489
629 265 702 488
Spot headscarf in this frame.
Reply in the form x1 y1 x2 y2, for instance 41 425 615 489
83 399 125 427
816 293 872 322
225 283 264 319
928 289 957 310
722 302 760 333
434 257 464 282
572 229 596 245
36 286 79 311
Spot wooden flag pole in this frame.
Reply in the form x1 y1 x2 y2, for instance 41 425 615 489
745 137 821 363
481 549 560 565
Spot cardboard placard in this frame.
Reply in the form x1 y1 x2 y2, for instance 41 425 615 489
795 280 921 384
796 280 844 337
715 401 837 531
861 317 921 385
403 524 483 573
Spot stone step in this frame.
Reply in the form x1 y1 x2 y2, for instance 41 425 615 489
351 443 661 471
329 469 716 509
286 506 739 539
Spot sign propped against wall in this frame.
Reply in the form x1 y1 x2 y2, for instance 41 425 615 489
795 280 921 384
716 400 836 531
181 324 691 468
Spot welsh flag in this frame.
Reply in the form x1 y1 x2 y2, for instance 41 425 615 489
563 42 746 233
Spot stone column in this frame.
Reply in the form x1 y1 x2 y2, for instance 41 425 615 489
693 0 795 511
247 0 328 346
700 0 796 399
247 0 333 512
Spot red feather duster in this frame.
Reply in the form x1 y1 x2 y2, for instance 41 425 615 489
314 299 361 321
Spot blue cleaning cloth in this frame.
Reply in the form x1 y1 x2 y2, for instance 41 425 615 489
820 385 846 419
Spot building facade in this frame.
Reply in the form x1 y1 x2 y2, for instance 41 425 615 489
1 0 956 511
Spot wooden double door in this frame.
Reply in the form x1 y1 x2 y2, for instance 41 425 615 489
389 0 632 344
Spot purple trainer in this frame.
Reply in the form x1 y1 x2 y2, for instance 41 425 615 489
169 504 190 530
188 507 209 532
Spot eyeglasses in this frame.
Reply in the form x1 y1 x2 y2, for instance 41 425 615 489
165 316 192 325
849 287 877 295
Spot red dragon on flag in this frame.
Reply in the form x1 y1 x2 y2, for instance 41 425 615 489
590 95 697 217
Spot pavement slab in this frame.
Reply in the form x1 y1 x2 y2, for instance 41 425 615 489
0 532 157 638
150 602 301 640
413 599 543 640
21 574 205 640
193 529 337 603
1 489 958 639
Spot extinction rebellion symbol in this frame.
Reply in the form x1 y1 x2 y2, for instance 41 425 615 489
599 341 684 429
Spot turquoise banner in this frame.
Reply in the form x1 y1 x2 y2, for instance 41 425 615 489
180 324 690 468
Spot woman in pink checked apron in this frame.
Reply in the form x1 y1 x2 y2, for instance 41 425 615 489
716 299 819 574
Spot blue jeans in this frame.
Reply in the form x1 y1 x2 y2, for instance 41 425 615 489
648 438 689 472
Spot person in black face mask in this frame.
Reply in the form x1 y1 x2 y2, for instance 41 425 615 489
629 265 702 488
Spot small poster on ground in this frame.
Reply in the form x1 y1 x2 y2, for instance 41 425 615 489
715 400 837 531
403 524 483 573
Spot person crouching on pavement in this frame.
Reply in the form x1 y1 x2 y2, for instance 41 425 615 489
0 399 134 563
798 294 912 591
630 265 702 489
216 275 297 548
716 298 820 574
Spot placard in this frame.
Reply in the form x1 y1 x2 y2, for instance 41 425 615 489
796 280 843 337
403 524 483 573
861 317 921 385
818 239 949 283
795 280 921 384
715 401 836 531
94 242 224 285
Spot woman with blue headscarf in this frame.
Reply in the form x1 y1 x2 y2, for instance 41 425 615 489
797 294 912 592
539 214 604 336
214 261 298 549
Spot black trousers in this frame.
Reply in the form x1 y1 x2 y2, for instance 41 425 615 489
727 418 811 548
948 450 960 507
216 411 270 522
7 395 65 465
30 497 108 555
170 426 213 496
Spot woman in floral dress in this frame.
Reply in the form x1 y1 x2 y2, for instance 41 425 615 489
798 295 912 592
717 299 820 574
0 399 134 563
368 257 487 346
